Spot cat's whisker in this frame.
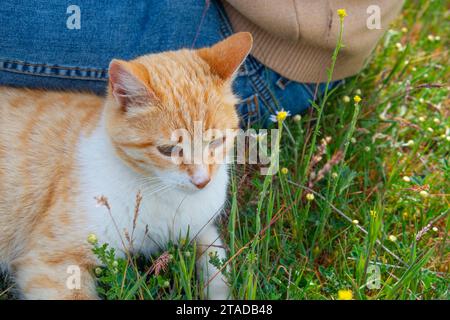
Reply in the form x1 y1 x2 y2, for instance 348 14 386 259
141 185 172 197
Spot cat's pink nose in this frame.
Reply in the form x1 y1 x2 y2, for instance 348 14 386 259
191 176 211 189
190 167 211 189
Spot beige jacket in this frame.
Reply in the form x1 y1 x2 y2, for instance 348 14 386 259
223 0 403 82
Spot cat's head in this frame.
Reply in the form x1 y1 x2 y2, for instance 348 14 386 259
104 32 252 191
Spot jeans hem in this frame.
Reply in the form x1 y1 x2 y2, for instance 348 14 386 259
0 58 108 81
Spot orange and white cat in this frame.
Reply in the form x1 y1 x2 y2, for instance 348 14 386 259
0 32 252 299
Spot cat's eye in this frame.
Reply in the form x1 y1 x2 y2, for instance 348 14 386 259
157 145 183 157
209 137 226 149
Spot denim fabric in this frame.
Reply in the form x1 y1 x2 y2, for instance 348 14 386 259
0 0 224 94
233 60 339 127
0 0 339 125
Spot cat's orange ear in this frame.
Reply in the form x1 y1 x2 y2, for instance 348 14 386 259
198 32 253 81
108 59 158 111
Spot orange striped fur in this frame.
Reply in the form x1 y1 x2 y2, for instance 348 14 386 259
0 32 253 299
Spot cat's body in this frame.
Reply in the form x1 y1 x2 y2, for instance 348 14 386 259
0 33 252 299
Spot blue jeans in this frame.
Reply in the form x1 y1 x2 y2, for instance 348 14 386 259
0 0 338 125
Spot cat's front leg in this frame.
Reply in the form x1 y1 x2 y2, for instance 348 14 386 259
196 225 230 300
11 247 98 300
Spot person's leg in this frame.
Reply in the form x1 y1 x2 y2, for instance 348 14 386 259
1 0 341 121
0 0 225 94
214 0 341 127
253 68 342 124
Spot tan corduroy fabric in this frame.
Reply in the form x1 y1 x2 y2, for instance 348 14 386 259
223 0 403 82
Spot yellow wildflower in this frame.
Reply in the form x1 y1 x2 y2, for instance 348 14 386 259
276 110 289 122
337 289 353 300
281 167 289 175
419 190 429 198
269 109 291 123
94 267 102 276
293 114 302 122
87 233 98 245
353 95 362 103
337 9 347 19
395 42 404 51
306 193 315 201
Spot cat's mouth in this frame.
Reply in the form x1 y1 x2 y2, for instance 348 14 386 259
151 167 213 193
175 181 210 193
148 176 210 195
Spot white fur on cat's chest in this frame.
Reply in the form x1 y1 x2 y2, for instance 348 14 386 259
77 123 228 257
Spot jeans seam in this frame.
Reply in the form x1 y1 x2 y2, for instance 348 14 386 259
250 72 278 113
215 0 233 38
237 71 279 126
301 83 315 97
0 58 108 81
276 77 292 90
0 58 108 72
0 66 108 81
237 93 259 126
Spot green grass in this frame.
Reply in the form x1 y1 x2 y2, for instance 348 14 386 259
1 0 448 300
